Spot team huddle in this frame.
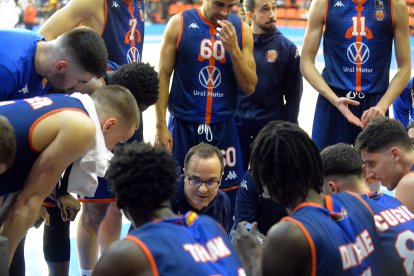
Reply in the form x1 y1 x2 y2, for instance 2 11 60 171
0 0 413 274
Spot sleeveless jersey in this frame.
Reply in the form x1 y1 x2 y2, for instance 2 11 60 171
285 192 384 275
169 9 243 124
126 212 245 275
0 29 51 101
102 0 145 65
0 94 88 195
361 192 414 276
322 0 393 95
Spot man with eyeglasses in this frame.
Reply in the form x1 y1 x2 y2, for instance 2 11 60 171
171 143 232 232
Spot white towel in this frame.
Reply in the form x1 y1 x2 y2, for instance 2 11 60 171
67 93 114 197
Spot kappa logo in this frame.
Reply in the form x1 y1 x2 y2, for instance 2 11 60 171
127 47 141 63
111 1 120 7
198 66 221 89
240 180 248 190
18 84 29 94
347 42 370 65
188 23 200 29
334 0 344 7
225 171 238 181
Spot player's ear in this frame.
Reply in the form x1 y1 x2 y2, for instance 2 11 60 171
101 118 118 133
389 146 400 162
54 60 69 73
328 181 339 194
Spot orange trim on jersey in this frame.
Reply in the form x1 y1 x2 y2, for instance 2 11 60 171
292 202 323 214
102 0 108 35
390 0 394 27
28 108 89 152
197 8 216 28
78 198 116 203
125 235 160 276
42 201 57 208
282 217 317 276
345 191 375 216
324 0 329 24
100 77 107 85
177 13 184 48
220 185 240 192
324 195 334 212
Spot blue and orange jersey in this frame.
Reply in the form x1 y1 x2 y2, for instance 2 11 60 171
0 94 88 195
361 192 414 275
169 9 243 124
322 0 393 95
126 212 245 275
102 0 145 65
285 192 384 275
0 29 51 101
392 77 414 127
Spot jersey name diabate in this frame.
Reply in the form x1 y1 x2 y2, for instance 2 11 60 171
0 95 88 195
169 9 243 124
286 193 384 275
102 0 145 65
361 192 414 275
322 0 393 94
126 212 245 275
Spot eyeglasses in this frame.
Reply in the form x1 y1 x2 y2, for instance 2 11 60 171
185 174 221 189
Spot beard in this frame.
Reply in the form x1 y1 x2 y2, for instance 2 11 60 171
257 22 276 33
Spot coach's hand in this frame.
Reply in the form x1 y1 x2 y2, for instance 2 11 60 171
155 125 173 153
57 194 80 221
232 221 263 275
334 97 364 128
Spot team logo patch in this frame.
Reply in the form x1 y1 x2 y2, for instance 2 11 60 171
137 0 142 8
140 10 145 22
266 49 278 63
127 47 141 63
347 42 370 65
198 66 221 89
375 10 385 21
41 78 48 89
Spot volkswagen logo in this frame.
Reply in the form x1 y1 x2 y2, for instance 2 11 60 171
347 42 370 65
198 66 221 89
127 47 141 63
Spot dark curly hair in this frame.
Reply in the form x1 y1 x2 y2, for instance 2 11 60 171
108 62 159 110
320 143 363 178
60 27 108 77
355 117 412 153
106 142 177 213
250 121 323 208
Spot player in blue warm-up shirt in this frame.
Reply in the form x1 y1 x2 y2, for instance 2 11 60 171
0 28 107 101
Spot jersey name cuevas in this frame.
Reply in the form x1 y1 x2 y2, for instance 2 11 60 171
102 0 145 65
322 0 393 95
169 9 243 124
0 95 88 195
361 192 414 276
